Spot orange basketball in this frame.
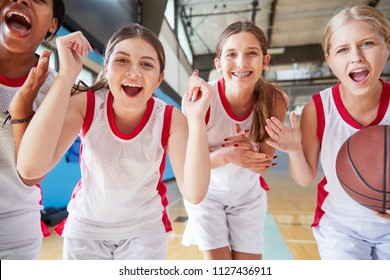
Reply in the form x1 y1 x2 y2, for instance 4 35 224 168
336 125 390 213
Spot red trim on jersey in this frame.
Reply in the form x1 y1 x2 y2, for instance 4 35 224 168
378 80 390 118
218 78 253 121
0 54 40 87
205 107 211 125
333 80 389 129
312 177 328 227
0 72 28 87
162 105 173 150
36 183 51 237
259 176 270 191
54 180 82 236
80 90 95 138
312 93 325 146
157 105 174 232
106 92 154 140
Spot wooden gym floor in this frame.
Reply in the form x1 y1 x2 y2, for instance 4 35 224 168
38 151 321 260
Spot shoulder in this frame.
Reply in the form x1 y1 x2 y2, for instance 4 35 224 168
171 106 186 125
267 83 289 114
302 99 316 114
69 89 89 119
301 99 317 127
171 107 188 129
268 83 288 103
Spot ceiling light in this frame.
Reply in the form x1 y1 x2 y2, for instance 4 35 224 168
268 47 285 55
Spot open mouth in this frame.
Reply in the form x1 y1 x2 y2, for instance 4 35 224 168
5 10 32 35
349 69 369 82
122 84 143 97
233 71 252 78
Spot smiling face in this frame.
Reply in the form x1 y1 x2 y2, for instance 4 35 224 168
0 0 58 54
104 37 164 112
214 31 270 93
325 19 390 96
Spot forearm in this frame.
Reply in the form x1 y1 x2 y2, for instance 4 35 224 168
288 148 316 187
17 74 75 179
12 122 29 159
183 120 210 204
210 148 228 169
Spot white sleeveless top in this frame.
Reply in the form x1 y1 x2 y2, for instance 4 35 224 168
61 90 173 240
0 67 55 244
206 78 267 206
312 81 390 230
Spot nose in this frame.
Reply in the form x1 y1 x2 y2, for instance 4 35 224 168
10 0 30 7
125 65 141 78
350 48 363 64
236 54 248 68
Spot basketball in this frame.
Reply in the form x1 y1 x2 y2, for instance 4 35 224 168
336 125 390 213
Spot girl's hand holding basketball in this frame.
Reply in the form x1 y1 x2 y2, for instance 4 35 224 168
374 209 390 219
183 69 214 121
8 50 51 120
265 111 302 155
55 31 92 82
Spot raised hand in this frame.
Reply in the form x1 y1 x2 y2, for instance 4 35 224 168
182 69 214 121
8 50 51 120
55 31 92 81
265 111 302 155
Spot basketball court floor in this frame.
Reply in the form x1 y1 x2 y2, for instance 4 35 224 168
38 151 321 260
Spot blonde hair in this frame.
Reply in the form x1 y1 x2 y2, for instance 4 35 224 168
322 5 390 54
215 21 286 145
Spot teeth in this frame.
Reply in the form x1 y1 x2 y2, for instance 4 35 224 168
7 11 30 24
233 71 251 77
123 83 141 87
350 69 366 73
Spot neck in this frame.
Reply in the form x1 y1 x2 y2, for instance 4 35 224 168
112 101 147 134
0 49 38 79
339 81 382 126
225 86 254 117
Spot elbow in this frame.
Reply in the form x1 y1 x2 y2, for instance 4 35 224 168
182 183 209 205
295 176 315 188
17 161 45 182
185 193 206 205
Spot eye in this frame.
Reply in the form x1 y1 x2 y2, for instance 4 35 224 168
336 48 348 54
115 57 128 63
361 41 374 47
141 61 155 69
248 51 259 56
225 52 236 58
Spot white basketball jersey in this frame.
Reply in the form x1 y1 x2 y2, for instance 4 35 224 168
206 78 266 205
61 90 173 240
313 81 390 229
0 67 56 244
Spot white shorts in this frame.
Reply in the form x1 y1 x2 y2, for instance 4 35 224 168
313 224 390 260
63 232 169 260
182 190 267 254
0 238 42 260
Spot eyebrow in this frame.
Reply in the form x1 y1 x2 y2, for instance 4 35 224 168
114 51 157 61
224 47 261 52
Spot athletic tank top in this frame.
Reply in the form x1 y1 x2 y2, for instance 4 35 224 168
0 67 55 243
312 81 390 229
206 78 267 206
61 90 173 240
